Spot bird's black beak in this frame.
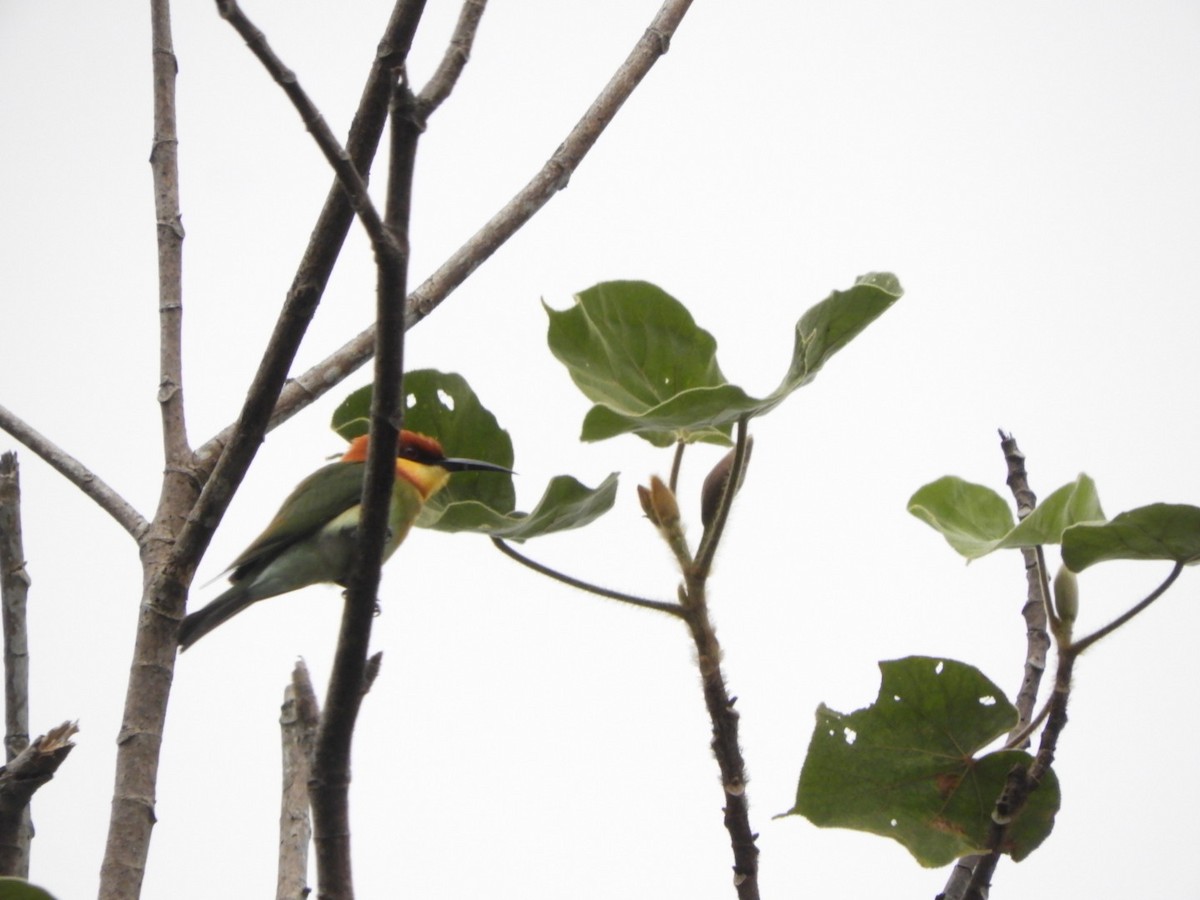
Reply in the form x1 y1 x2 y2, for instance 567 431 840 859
439 457 514 475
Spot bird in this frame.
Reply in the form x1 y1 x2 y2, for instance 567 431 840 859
178 429 511 650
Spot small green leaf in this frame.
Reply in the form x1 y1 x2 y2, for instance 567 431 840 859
907 477 1015 559
332 371 616 539
1062 503 1200 571
0 878 60 900
786 657 1059 867
909 474 1104 561
1000 475 1104 550
545 275 901 446
418 473 619 541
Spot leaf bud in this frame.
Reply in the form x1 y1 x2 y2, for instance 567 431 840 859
1053 565 1079 627
700 437 754 529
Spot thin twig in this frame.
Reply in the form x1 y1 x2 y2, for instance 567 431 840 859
0 453 31 876
0 405 148 542
415 0 487 118
491 538 685 618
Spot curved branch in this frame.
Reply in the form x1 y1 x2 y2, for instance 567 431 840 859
0 404 148 541
415 0 487 118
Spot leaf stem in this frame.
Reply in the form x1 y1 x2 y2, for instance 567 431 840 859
491 538 684 618
1068 561 1184 656
668 440 685 493
693 417 750 581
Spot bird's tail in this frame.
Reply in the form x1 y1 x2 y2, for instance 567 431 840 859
178 582 257 651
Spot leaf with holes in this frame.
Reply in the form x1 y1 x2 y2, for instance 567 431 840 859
331 371 616 538
785 656 1059 866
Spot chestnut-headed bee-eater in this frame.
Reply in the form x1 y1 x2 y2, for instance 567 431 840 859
178 430 510 650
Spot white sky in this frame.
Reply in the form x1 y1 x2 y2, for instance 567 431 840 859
2 1 1199 898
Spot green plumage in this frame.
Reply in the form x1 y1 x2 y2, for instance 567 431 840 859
178 461 425 650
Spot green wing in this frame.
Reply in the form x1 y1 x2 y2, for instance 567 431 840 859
228 461 366 576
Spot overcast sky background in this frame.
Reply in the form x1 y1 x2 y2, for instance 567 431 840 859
2 2 1199 898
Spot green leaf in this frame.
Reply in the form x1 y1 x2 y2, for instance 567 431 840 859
420 473 620 541
786 657 1059 867
779 271 905 398
1000 475 1104 549
909 474 1104 561
1062 503 1200 571
545 275 901 446
0 878 60 900
332 371 616 539
907 477 1015 559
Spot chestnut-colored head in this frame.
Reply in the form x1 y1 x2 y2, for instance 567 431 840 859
339 430 511 499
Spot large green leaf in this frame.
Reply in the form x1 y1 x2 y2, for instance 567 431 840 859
545 274 902 446
787 657 1059 867
909 474 1104 561
331 371 616 539
1062 503 1200 571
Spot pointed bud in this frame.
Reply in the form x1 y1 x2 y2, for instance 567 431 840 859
648 475 680 529
700 437 754 529
1053 565 1079 628
637 483 659 526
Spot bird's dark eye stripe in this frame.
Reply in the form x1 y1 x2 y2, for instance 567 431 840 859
397 431 448 464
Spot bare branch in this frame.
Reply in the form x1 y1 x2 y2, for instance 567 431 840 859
238 0 698 435
0 405 148 541
415 0 488 118
311 46 423 896
0 453 31 876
